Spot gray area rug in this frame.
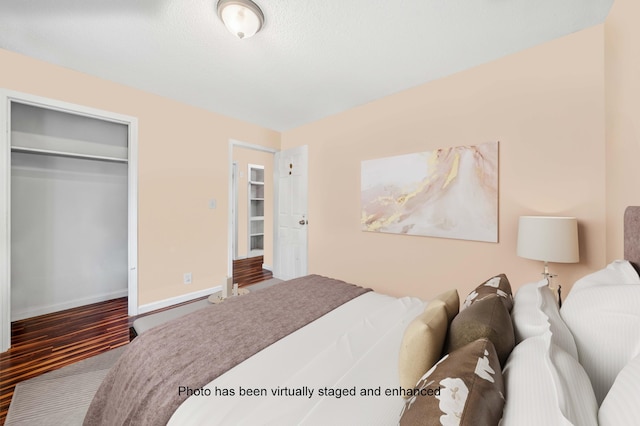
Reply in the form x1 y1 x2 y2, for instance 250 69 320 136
133 277 283 334
6 278 284 425
245 277 283 291
5 346 127 426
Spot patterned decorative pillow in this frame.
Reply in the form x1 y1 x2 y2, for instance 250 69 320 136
399 338 504 426
446 294 515 366
398 299 449 394
462 273 513 312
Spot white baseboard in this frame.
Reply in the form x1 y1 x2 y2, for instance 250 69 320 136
11 289 129 322
263 264 272 271
138 285 221 315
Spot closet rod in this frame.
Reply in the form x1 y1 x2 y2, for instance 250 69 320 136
10 146 128 164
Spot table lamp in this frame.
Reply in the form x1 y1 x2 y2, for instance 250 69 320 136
517 216 579 304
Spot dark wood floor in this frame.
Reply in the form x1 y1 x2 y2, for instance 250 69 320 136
234 255 272 287
0 259 272 424
0 297 130 425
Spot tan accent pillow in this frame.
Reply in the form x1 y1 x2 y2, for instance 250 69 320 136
432 289 460 322
446 294 515 366
398 299 449 394
399 338 505 426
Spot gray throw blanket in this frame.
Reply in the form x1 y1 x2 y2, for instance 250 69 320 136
83 275 370 425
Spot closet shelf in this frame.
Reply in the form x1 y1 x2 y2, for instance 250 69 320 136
11 146 128 164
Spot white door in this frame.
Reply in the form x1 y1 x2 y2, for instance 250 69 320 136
274 145 308 281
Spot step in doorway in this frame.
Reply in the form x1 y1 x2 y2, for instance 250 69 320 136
232 255 272 287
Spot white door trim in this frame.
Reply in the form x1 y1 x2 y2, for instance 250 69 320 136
232 161 239 260
0 89 138 353
227 139 278 280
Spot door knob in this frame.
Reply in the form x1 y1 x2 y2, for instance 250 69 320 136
299 219 308 225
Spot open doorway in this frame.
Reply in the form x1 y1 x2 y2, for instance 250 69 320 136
227 140 309 288
230 142 275 287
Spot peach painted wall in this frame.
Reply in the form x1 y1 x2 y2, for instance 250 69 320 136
0 48 279 306
232 146 274 268
2 18 619 308
605 0 640 261
282 26 606 301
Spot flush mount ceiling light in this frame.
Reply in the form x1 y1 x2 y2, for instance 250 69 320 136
217 0 264 39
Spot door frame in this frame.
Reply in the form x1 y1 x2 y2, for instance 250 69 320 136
231 161 239 260
0 89 138 353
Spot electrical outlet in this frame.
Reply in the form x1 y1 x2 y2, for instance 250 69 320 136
184 272 192 285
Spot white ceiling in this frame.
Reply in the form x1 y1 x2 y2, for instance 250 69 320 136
0 0 613 131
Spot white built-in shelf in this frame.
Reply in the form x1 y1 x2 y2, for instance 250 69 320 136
248 164 265 255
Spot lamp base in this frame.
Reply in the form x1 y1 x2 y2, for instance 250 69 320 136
541 267 562 307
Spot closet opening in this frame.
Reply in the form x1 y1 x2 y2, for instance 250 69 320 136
1 90 138 353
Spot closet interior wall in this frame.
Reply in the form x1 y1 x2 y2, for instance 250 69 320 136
10 102 129 321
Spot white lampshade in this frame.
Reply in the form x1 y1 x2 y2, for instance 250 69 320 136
217 0 264 39
517 216 579 263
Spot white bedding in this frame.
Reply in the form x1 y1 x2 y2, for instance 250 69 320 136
169 292 426 425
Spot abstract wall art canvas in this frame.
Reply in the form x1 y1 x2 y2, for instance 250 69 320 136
361 141 498 242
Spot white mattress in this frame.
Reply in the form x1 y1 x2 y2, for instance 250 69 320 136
168 292 426 425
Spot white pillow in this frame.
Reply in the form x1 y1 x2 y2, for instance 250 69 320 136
501 332 598 426
561 284 640 405
571 260 640 293
511 279 578 359
599 353 640 425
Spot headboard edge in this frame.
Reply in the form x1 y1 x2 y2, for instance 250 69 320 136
624 206 640 273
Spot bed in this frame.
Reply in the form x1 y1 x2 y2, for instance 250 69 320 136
83 207 640 425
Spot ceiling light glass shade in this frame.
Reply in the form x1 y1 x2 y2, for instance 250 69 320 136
217 0 264 39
